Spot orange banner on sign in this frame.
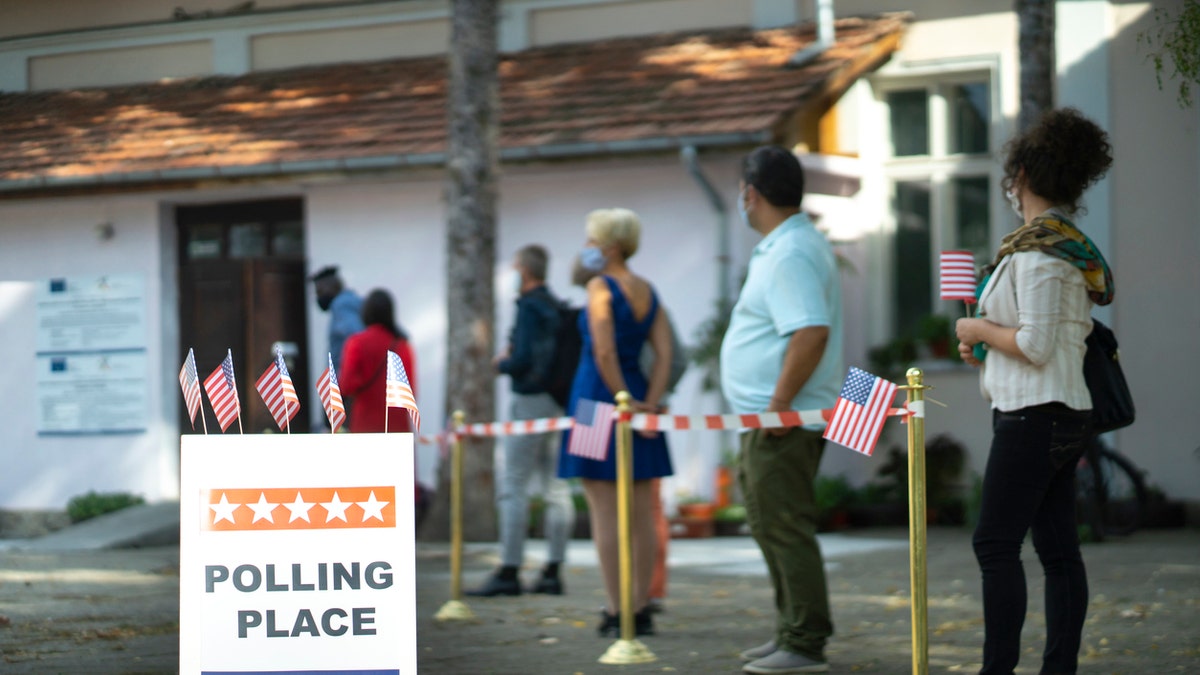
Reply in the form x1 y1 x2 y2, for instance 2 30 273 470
202 486 397 531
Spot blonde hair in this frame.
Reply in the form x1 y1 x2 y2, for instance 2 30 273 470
585 208 641 259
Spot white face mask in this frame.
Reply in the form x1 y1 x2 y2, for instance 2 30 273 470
510 269 524 297
737 188 751 227
1006 189 1022 219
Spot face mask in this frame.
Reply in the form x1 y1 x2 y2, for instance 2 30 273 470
580 245 607 272
316 294 333 311
1006 189 1022 219
510 270 524 297
737 189 751 227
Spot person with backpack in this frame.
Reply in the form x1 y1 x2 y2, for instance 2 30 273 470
468 245 576 597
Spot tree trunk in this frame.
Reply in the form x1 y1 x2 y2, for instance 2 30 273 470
1016 0 1056 131
422 0 499 542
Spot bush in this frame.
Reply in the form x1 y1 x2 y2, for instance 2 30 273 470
66 491 145 523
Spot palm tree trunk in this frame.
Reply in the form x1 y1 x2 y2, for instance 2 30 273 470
1017 0 1056 131
423 0 499 542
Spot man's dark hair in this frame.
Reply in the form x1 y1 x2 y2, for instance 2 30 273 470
516 244 549 281
361 288 408 340
741 145 805 208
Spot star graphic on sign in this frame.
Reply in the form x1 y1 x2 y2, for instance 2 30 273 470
209 493 241 524
283 492 314 523
356 490 389 523
322 491 351 523
248 492 279 524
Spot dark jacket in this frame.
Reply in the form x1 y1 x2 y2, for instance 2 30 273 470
497 285 560 395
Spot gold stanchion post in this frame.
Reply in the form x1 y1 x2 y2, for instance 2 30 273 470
902 368 930 674
598 391 656 665
435 410 475 621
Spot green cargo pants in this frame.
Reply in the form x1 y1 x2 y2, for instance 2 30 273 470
738 427 833 660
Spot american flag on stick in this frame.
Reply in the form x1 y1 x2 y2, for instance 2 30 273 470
566 399 616 462
823 367 898 457
178 348 205 432
939 250 978 303
316 352 346 433
203 349 242 433
256 347 300 432
386 350 420 433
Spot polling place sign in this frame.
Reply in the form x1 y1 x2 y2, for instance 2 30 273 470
180 434 416 675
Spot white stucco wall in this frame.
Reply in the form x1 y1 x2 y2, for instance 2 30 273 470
0 197 179 509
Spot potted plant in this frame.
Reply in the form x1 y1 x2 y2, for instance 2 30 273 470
915 313 953 359
713 504 747 537
672 495 716 538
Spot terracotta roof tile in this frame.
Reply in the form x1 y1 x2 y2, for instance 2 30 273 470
0 14 908 191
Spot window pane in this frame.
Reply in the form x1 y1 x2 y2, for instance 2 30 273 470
948 82 989 154
229 222 267 258
271 220 305 257
893 181 932 336
186 223 222 259
954 176 991 264
888 90 929 156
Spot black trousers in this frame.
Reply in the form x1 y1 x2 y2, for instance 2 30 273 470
973 403 1091 675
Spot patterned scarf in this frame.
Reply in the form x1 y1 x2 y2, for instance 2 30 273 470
987 211 1114 306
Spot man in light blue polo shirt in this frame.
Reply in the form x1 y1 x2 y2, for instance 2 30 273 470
720 146 843 675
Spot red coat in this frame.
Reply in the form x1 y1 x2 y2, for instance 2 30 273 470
339 324 418 434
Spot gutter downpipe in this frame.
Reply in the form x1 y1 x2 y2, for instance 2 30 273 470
787 0 836 68
680 145 731 319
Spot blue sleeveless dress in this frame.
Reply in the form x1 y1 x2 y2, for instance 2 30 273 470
558 276 673 481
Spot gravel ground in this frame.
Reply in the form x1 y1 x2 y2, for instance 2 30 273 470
1 527 1197 674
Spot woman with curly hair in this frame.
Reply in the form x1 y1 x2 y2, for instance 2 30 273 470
955 107 1114 675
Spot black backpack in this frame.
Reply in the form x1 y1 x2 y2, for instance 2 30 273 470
543 302 582 409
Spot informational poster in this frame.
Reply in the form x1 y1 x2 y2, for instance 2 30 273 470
35 275 148 435
179 434 417 675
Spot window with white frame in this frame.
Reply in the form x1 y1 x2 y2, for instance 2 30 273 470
881 75 994 338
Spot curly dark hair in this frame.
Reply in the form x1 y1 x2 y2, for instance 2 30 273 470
1002 107 1113 214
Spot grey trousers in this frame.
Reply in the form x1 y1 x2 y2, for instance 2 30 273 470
497 392 575 567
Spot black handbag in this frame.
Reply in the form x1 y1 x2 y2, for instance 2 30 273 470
1082 318 1135 433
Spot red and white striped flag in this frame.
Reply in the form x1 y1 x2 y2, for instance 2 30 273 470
202 350 241 433
256 347 300 432
316 352 346 433
823 367 898 457
566 398 615 461
939 250 977 302
178 348 203 430
386 350 420 433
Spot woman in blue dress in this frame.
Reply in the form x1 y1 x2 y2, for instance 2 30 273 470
559 207 673 637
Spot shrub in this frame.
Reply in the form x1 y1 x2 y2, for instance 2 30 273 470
66 491 145 523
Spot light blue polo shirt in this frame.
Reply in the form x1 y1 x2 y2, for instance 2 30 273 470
720 213 843 418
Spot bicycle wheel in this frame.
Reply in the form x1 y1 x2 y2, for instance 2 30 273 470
1075 446 1106 542
1092 447 1147 537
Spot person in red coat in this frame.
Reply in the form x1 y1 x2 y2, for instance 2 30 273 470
338 289 418 433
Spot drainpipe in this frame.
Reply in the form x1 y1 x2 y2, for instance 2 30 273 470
680 145 731 317
787 0 836 68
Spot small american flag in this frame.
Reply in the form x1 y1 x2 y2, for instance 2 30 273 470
386 350 420 433
566 399 615 461
203 350 241 433
316 352 346 433
256 347 300 432
939 250 977 302
178 348 202 430
823 367 897 457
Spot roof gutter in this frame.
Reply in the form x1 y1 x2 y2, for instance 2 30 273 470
0 131 769 195
787 0 836 68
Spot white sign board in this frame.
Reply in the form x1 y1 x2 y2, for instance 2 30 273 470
35 275 148 434
180 434 417 675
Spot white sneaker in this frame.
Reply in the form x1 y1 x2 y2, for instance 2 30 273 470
739 638 778 662
743 648 829 674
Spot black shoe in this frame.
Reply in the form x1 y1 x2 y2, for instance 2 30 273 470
635 607 655 636
597 611 620 637
646 597 665 614
466 572 521 597
530 574 564 595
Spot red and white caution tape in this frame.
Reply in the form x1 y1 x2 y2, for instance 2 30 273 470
415 404 918 445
